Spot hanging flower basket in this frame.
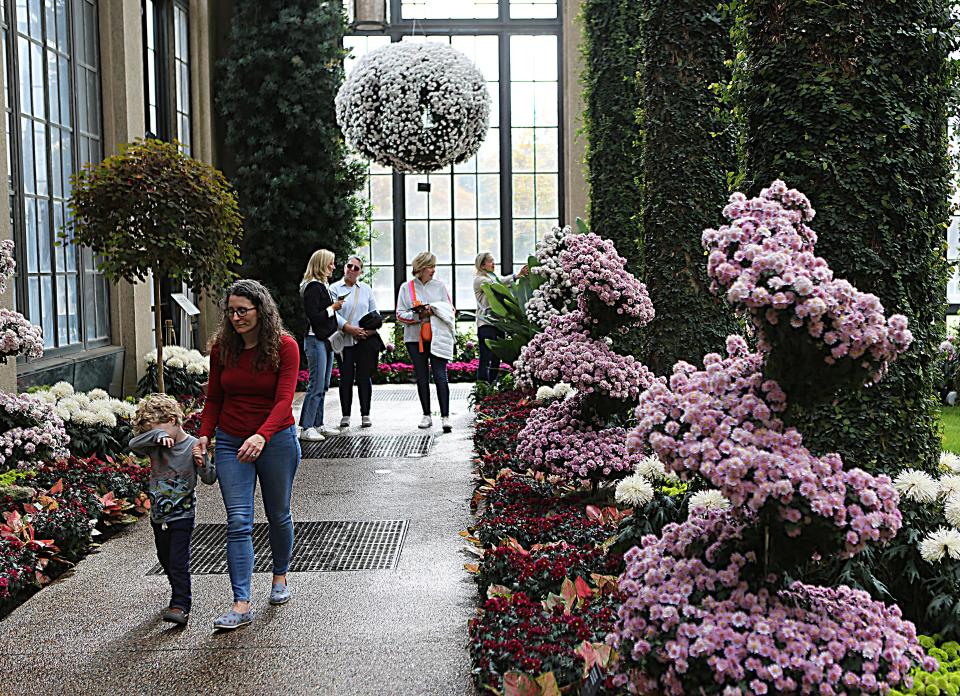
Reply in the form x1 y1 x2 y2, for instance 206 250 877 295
335 42 491 173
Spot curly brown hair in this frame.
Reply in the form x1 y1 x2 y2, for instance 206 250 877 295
210 279 289 371
133 393 184 434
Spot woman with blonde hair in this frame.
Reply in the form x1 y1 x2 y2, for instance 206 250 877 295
473 252 527 383
396 252 455 432
298 249 344 441
195 279 301 629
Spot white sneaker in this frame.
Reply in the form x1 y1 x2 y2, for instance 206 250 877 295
320 426 339 437
301 427 324 441
442 417 452 433
339 416 351 428
361 416 372 428
418 415 432 429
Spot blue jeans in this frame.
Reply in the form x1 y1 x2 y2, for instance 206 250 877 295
300 334 333 429
477 325 503 383
215 425 301 602
151 517 194 613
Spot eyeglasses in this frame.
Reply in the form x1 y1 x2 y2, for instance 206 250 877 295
226 307 256 318
346 263 362 272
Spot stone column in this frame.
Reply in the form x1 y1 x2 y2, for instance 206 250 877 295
99 0 154 395
562 0 588 226
0 41 15 393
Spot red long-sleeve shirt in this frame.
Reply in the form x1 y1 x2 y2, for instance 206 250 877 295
199 334 300 443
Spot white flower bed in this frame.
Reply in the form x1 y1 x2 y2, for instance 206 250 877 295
31 382 137 427
335 42 491 172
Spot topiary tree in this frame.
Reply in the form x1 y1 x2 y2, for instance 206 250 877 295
637 0 740 375
66 138 242 393
738 0 957 473
218 0 367 338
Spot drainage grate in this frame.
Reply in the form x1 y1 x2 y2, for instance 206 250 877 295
300 434 433 459
147 520 407 575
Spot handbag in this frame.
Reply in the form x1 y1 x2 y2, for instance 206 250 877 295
409 280 432 351
328 285 362 355
358 310 383 331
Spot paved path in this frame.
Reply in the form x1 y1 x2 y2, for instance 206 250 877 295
0 384 476 696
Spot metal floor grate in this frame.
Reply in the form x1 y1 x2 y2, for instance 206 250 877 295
328 385 472 402
300 434 433 459
147 520 407 575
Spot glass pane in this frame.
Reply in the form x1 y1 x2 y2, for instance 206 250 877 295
56 0 67 54
535 174 559 217
513 219 536 262
59 55 70 125
43 0 54 48
40 274 53 346
50 128 61 197
57 272 66 343
46 47 59 125
535 127 558 172
456 265 477 310
478 220 500 259
510 36 535 82
428 174 451 218
510 82 535 127
510 0 557 19
406 220 428 263
533 36 558 81
370 174 392 219
30 41 42 112
455 220 478 264
96 274 109 337
451 35 499 80
430 221 452 264
37 198 49 271
512 174 535 218
371 266 394 311
67 272 78 343
20 118 34 193
28 275 41 333
25 198 37 271
950 217 960 260
18 37 31 115
371 220 393 264
401 0 498 20
512 128 534 172
478 129 499 172
16 0 28 34
84 0 95 61
28 0 40 38
454 174 476 218
406 175 428 219
534 82 557 127
33 121 46 195
435 265 453 295
65 230 76 271
477 174 499 218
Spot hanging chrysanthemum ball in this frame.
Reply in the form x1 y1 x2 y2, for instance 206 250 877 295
335 42 491 173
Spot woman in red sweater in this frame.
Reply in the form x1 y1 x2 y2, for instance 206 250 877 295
194 279 300 630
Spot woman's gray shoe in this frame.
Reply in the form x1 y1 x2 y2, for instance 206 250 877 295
161 607 189 625
269 582 290 605
212 608 253 630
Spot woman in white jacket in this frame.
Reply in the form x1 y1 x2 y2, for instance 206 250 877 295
396 252 455 433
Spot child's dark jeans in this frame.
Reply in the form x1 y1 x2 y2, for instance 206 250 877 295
151 518 194 613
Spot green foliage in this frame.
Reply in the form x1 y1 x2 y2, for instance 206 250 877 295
636 0 740 375
481 257 544 364
137 363 207 400
66 138 242 291
739 0 958 473
944 407 960 455
218 1 367 338
580 0 644 355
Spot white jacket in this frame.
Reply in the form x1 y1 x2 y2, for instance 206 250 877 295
428 301 456 360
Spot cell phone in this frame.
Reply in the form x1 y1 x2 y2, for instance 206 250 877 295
338 294 349 301
411 304 427 312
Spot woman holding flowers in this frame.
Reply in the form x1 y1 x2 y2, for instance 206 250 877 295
195 279 301 630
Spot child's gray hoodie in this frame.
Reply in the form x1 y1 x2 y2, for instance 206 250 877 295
129 429 215 525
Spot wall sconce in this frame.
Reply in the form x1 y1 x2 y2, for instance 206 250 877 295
351 0 387 31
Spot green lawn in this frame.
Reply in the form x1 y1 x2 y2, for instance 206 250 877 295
942 406 960 454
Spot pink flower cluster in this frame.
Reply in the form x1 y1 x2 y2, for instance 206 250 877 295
0 240 15 296
611 512 933 695
516 394 646 478
515 310 654 402
0 393 69 471
0 308 43 361
702 180 912 382
559 233 654 327
627 335 900 557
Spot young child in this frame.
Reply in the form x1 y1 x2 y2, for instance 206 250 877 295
130 393 216 625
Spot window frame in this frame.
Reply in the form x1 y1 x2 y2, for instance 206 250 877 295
347 0 564 311
3 0 110 359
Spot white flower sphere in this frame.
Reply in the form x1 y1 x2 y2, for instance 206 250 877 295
615 474 654 507
335 42 491 173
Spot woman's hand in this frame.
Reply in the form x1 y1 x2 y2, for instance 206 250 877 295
237 434 266 463
345 324 369 339
193 436 209 465
419 305 434 317
332 299 345 312
519 264 530 277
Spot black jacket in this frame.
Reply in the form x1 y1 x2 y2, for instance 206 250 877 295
302 280 338 340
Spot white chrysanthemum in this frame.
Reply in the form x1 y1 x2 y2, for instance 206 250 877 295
54 406 71 422
942 451 960 474
553 382 573 398
73 394 90 407
166 357 185 369
49 381 74 398
893 469 940 504
940 474 960 500
58 397 81 414
535 386 555 401
186 362 206 375
71 410 98 426
87 388 110 401
920 526 960 563
635 453 667 481
31 390 56 404
143 350 158 365
615 474 655 507
689 489 731 513
94 410 117 427
946 496 960 528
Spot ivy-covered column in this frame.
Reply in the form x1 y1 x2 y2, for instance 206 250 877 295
218 1 366 337
580 0 644 279
741 1 955 472
638 0 739 374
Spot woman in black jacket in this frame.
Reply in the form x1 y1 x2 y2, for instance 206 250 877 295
299 249 343 441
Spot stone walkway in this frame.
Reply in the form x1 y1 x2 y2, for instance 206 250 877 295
0 384 476 696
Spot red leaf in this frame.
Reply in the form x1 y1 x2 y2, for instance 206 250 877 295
503 672 540 696
574 576 592 600
49 478 63 495
585 504 602 521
